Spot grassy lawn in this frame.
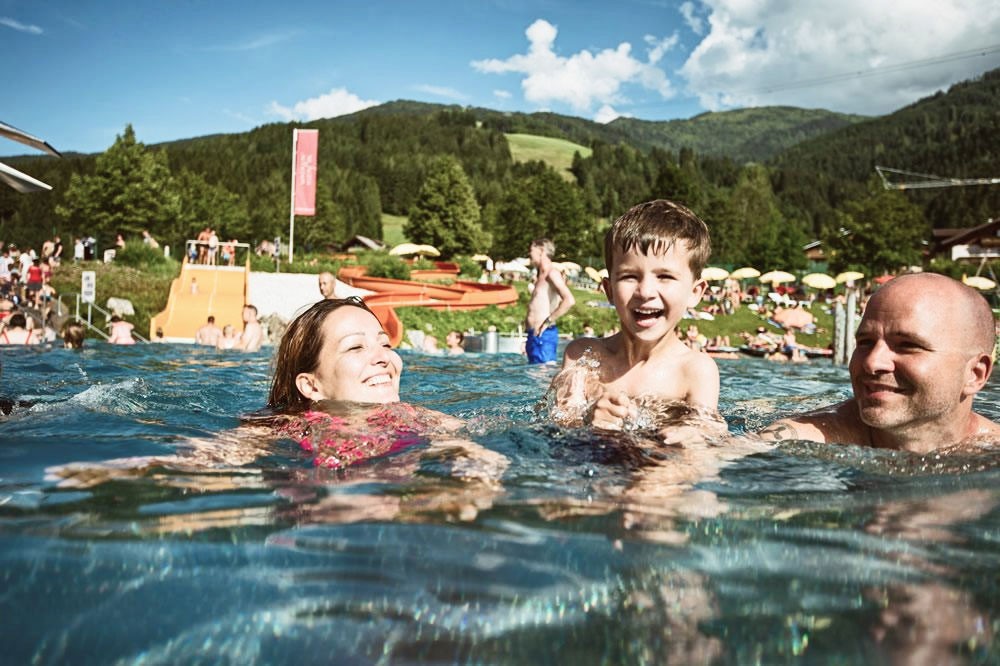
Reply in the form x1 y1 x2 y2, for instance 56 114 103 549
505 133 592 181
50 260 179 337
382 213 408 247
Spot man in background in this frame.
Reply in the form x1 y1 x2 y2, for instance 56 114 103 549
524 238 575 364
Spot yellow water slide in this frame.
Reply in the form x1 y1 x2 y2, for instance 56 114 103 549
150 257 249 342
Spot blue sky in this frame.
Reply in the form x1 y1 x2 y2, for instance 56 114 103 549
3 0 1000 155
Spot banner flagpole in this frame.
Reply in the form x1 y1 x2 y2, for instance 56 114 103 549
289 128 318 266
288 129 298 264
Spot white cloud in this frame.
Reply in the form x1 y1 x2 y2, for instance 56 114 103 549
268 88 380 122
412 84 468 101
594 105 632 124
471 19 677 113
1 17 43 34
493 89 512 99
679 0 1000 116
208 31 296 52
679 2 704 35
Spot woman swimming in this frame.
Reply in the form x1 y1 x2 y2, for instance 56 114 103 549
48 297 506 488
259 296 509 473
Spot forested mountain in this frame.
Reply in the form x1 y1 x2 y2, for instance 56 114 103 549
770 68 1000 234
1 67 997 276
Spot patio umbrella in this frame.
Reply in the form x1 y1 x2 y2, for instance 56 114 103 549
801 272 837 290
963 275 996 291
729 266 760 280
835 271 865 284
471 254 491 262
389 243 422 256
701 266 730 281
584 266 604 283
389 243 440 257
556 261 582 274
759 270 796 285
496 260 530 274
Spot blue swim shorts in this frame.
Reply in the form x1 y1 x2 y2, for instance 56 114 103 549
526 325 559 364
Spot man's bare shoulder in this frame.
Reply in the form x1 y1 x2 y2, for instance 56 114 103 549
758 400 862 444
971 413 1000 439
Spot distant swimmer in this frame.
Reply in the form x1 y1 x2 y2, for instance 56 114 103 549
216 324 239 350
195 315 223 346
238 304 263 352
108 315 136 345
759 273 1000 453
0 312 39 345
445 330 465 355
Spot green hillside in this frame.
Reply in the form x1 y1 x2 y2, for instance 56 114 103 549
505 133 592 180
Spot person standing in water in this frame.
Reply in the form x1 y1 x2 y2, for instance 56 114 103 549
525 238 575 364
238 304 263 352
108 314 136 345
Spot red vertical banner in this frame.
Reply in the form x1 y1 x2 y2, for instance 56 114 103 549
293 129 318 216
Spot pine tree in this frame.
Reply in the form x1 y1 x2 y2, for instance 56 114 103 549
55 125 180 246
405 156 488 257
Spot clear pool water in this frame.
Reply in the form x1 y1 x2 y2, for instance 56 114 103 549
1 344 998 663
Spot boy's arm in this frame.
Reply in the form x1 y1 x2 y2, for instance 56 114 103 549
685 352 720 412
549 339 605 426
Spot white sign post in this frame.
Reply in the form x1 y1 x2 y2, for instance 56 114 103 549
81 270 96 304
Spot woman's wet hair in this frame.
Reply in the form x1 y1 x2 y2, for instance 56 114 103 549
8 312 27 329
62 320 85 349
267 296 375 412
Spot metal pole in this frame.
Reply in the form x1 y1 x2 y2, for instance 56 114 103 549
289 129 297 265
845 288 858 362
833 301 846 365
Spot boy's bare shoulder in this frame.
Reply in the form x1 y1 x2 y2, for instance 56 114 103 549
563 335 614 363
682 346 719 380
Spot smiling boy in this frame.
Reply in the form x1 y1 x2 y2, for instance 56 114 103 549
549 199 719 429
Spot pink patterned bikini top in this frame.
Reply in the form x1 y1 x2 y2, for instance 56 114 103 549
279 403 431 470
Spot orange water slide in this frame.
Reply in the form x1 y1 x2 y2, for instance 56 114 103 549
338 266 520 347
150 259 249 341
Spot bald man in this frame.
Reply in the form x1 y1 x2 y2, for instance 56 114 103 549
759 273 1000 453
318 271 336 300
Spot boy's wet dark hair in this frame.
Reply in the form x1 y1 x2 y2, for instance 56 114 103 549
603 199 712 277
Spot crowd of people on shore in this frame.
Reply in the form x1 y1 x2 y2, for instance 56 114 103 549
0 236 81 347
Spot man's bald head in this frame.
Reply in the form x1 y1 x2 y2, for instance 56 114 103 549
318 272 336 299
868 273 995 355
